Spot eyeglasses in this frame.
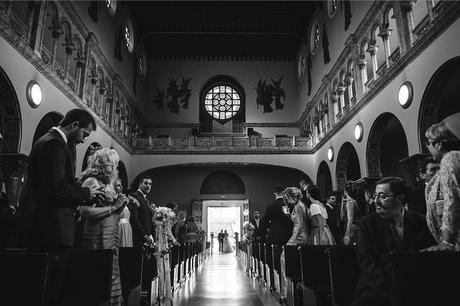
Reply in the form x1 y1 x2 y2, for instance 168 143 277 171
425 139 438 147
372 193 395 201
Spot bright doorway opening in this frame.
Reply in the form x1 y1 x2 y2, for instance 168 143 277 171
203 200 246 253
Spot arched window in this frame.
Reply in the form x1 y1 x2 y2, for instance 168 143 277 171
106 0 117 16
200 75 245 133
385 7 400 59
42 2 58 59
124 20 134 52
310 20 320 55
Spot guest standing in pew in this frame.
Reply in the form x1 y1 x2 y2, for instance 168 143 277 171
17 109 105 306
114 178 138 247
342 181 362 245
423 113 460 251
352 177 435 306
249 209 263 242
325 192 342 244
299 177 312 208
280 187 308 302
260 185 293 245
76 148 127 306
306 185 335 245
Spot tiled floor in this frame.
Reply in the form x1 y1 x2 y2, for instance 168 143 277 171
172 252 281 306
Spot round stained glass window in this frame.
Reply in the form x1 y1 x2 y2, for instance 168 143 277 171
204 85 241 121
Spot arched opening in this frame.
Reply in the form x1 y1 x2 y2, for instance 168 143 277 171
81 142 102 171
200 170 245 194
336 142 361 191
118 160 128 192
0 67 22 154
367 113 410 181
32 112 63 146
419 56 460 153
316 161 332 201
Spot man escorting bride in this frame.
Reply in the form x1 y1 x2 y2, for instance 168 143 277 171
222 229 233 253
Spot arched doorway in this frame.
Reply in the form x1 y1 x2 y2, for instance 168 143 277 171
200 170 246 194
367 113 410 182
419 56 460 153
336 142 361 191
316 160 332 201
81 142 102 171
118 160 128 192
32 112 63 145
0 67 21 154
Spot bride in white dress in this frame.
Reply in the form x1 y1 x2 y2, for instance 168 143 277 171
222 230 233 253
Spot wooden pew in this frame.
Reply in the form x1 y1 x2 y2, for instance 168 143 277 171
284 245 302 306
299 245 332 306
170 245 179 289
258 242 266 283
271 244 283 295
252 242 260 276
326 246 359 306
119 247 143 305
264 243 273 290
60 249 113 305
0 251 58 306
383 251 460 306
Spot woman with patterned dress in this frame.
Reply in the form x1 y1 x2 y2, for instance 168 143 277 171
306 185 335 245
114 178 139 247
280 187 309 301
424 113 460 252
76 148 127 306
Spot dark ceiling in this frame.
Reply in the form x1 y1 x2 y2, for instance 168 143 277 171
128 1 318 57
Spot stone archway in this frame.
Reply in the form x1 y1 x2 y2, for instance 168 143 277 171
32 112 63 145
367 112 410 181
0 67 21 154
81 142 102 171
336 142 361 191
419 56 460 153
200 170 246 194
316 160 332 201
118 160 128 191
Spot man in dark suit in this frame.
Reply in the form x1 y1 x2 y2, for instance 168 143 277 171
299 177 311 208
249 210 263 242
260 185 293 245
352 177 435 306
21 109 102 250
325 192 341 244
130 175 154 248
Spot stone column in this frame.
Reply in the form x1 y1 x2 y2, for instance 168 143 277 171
379 28 391 68
336 85 346 114
366 44 378 80
357 57 367 93
64 39 75 81
332 91 340 123
345 73 354 106
394 1 413 55
50 24 61 67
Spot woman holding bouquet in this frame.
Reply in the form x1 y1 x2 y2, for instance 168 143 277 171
76 148 127 306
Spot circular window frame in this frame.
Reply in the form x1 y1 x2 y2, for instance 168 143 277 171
124 20 134 53
106 0 117 16
327 0 339 18
310 20 321 55
203 84 242 123
298 48 306 82
398 81 413 109
26 80 42 108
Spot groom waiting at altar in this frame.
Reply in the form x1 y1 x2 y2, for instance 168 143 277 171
218 230 224 252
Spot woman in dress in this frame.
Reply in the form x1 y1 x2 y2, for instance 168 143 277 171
222 229 233 253
342 181 361 245
306 185 335 245
424 113 460 251
76 148 127 306
114 178 139 247
280 187 308 301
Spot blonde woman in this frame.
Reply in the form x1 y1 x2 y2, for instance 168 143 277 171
76 148 127 306
280 187 308 301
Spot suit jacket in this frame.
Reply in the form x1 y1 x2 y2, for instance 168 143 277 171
21 129 90 248
325 203 341 241
130 190 154 247
260 198 293 245
354 210 435 302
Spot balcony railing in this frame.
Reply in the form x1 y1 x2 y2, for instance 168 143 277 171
133 135 311 153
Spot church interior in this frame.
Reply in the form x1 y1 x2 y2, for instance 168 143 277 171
1 0 460 305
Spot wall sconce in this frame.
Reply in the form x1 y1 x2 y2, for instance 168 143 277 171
26 81 42 108
398 81 413 109
354 122 364 142
327 146 334 162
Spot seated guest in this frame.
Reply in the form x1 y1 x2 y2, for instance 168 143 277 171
280 187 308 301
76 148 128 306
306 185 335 245
185 215 198 243
352 177 435 306
424 113 460 251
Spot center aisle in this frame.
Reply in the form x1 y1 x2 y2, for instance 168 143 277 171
172 252 281 306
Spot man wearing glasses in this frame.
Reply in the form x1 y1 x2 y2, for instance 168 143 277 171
352 177 434 306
